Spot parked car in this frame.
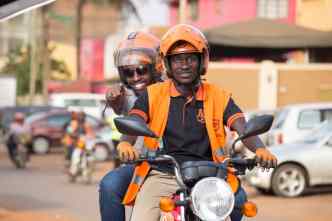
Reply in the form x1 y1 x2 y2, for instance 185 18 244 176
93 127 116 162
0 106 66 130
246 121 332 197
225 109 275 156
267 102 332 146
49 93 105 119
26 110 105 154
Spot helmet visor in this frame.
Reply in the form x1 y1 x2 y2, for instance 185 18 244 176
115 48 157 67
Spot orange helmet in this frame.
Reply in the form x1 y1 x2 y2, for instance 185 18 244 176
160 24 209 76
114 31 163 86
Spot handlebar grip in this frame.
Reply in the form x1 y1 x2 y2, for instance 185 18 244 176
230 158 257 170
122 155 175 164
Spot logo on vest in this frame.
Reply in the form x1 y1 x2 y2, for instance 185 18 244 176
196 108 205 124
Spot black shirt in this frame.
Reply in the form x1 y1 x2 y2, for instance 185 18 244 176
130 86 243 167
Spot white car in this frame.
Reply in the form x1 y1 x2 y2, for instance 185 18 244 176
268 102 332 146
225 109 274 156
49 93 106 119
246 122 332 197
93 127 116 162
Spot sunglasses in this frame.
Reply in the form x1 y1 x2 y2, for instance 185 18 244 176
119 64 151 78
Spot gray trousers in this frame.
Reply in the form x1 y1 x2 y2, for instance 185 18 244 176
130 170 179 221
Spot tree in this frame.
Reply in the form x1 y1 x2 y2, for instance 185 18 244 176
1 45 71 96
75 0 141 79
41 5 51 103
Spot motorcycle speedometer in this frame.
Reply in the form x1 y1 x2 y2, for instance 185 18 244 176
190 177 235 221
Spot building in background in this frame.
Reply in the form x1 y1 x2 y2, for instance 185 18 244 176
165 0 332 110
169 0 296 28
1 0 332 109
296 0 332 31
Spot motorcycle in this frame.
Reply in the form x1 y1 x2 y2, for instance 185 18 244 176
6 133 29 169
114 114 274 221
69 135 95 184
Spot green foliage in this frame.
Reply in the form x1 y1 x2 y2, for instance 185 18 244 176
1 45 71 96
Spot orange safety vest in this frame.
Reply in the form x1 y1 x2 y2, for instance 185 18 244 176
63 120 94 147
123 80 239 205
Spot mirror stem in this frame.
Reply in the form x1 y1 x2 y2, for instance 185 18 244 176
231 136 243 156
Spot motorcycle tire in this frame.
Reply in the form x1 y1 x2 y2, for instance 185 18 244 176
82 166 93 185
14 156 26 169
69 174 77 183
15 145 27 169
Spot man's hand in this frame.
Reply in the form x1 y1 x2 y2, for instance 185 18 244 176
255 148 277 169
117 141 139 162
106 84 125 103
105 84 126 115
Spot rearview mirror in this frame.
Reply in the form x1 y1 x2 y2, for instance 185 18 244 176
114 116 158 138
241 115 274 140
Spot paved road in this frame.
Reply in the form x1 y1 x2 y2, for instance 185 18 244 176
0 146 112 221
1 146 332 221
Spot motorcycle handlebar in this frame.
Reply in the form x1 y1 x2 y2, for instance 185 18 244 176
126 155 258 186
127 154 187 189
227 158 257 175
229 158 257 168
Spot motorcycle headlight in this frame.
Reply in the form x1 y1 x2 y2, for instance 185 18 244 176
191 177 235 221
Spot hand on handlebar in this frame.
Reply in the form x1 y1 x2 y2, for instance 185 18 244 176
117 141 139 162
255 148 277 169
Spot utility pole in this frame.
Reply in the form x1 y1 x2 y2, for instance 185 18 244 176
179 0 187 23
0 21 9 55
42 6 50 104
29 9 38 105
76 0 86 80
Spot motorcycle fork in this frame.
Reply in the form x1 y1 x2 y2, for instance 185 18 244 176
179 192 186 221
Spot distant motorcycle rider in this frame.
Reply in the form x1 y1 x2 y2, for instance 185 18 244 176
99 31 163 221
66 111 95 177
6 112 30 165
63 111 78 165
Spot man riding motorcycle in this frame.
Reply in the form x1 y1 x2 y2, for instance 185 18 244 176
99 31 163 221
6 112 30 167
63 111 79 166
118 24 277 221
66 111 95 178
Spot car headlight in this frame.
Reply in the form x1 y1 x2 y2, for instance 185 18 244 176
191 177 234 221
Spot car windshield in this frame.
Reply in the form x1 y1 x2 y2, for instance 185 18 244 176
25 112 46 124
301 121 332 144
64 99 98 107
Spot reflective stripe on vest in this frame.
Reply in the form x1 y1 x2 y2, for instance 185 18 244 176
122 161 151 205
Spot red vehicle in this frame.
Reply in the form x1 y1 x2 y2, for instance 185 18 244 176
26 110 104 154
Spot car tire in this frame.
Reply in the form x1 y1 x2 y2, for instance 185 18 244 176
93 143 110 162
32 136 50 155
272 164 307 197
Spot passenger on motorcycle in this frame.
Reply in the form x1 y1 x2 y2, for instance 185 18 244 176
6 112 30 165
99 31 163 221
119 24 278 221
